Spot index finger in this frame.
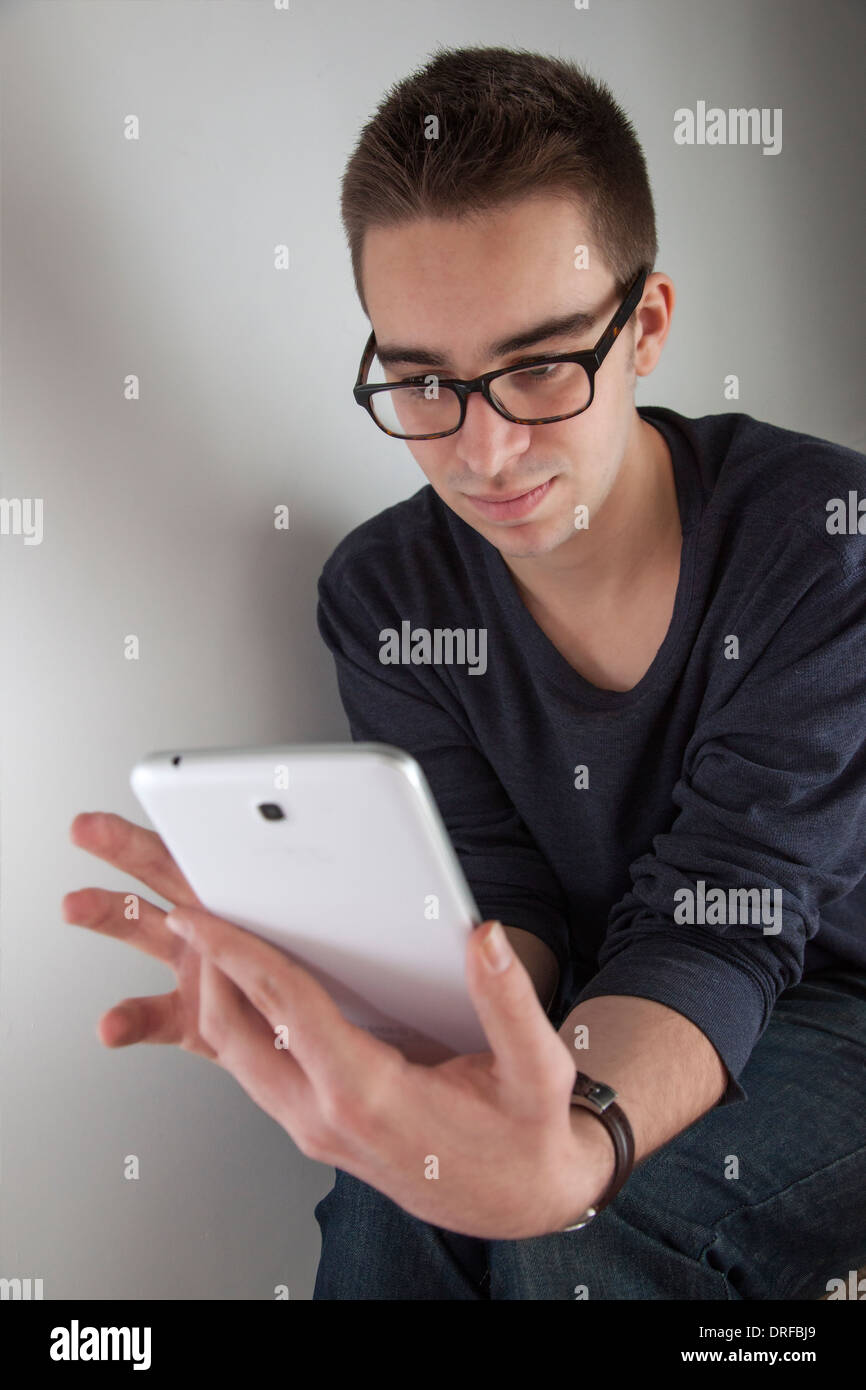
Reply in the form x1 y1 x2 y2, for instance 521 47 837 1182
69 811 199 908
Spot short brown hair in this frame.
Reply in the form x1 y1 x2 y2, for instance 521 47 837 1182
341 44 658 317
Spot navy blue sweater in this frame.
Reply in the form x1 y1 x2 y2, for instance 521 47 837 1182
316 406 866 1105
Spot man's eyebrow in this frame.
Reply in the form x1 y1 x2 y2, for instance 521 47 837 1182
374 307 599 370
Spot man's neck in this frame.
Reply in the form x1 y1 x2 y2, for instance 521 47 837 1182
502 414 680 619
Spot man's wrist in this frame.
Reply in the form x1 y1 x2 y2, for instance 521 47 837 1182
560 1103 618 1228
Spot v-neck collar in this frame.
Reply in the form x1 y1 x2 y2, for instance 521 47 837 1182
474 405 704 709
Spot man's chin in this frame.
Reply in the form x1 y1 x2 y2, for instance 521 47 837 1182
485 520 571 561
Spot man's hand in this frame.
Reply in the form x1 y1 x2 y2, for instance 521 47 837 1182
63 811 220 1059
63 811 611 1238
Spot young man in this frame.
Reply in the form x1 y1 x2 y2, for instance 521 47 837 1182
311 45 866 1298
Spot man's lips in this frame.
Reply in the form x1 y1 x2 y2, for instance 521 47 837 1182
465 483 549 503
461 477 556 520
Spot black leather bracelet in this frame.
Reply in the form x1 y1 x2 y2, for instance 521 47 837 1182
560 1070 636 1232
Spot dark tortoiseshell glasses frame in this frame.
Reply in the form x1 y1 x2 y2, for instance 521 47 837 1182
352 266 649 439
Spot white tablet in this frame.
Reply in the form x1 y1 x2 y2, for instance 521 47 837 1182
130 743 489 1061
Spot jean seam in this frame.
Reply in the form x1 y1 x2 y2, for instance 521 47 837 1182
703 1137 866 1236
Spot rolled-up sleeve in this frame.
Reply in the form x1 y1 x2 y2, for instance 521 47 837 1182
570 557 866 1106
316 560 573 979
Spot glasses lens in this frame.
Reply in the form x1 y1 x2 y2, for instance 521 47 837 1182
368 378 461 438
491 361 591 422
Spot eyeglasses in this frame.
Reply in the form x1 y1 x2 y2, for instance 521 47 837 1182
352 267 648 440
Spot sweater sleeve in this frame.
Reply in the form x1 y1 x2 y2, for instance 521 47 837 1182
570 550 866 1106
315 558 572 981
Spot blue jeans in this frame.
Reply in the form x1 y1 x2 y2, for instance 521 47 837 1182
313 967 866 1299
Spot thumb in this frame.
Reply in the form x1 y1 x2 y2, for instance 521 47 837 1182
466 920 567 1095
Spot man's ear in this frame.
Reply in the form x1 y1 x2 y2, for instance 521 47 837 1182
633 272 675 378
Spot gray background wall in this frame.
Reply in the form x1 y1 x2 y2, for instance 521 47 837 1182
1 0 863 1300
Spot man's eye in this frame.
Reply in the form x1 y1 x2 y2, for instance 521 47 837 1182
512 363 562 382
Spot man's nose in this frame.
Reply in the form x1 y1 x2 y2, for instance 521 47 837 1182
453 390 531 475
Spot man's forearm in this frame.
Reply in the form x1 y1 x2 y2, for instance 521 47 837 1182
496 929 727 1166
502 925 560 1010
558 994 729 1172
496 930 729 1228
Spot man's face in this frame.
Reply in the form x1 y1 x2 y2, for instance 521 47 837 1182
360 193 639 561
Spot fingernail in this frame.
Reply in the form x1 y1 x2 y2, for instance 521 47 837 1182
165 912 191 938
480 920 511 972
